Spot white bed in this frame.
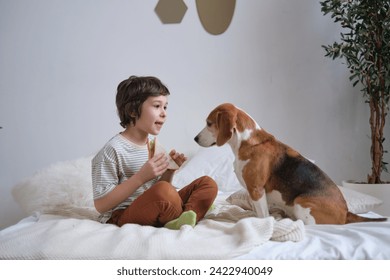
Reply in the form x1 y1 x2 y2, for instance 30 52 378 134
1 146 389 260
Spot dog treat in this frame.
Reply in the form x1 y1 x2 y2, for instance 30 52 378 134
166 152 180 170
155 144 180 170
147 137 156 159
148 137 180 170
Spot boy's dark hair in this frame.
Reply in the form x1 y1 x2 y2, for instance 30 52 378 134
116 75 170 128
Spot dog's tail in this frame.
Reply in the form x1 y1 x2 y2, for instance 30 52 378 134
346 211 387 224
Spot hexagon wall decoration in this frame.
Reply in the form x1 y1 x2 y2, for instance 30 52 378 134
155 0 188 24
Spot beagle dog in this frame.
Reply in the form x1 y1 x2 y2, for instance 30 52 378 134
195 103 386 225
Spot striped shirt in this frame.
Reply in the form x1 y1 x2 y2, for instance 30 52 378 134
91 134 159 223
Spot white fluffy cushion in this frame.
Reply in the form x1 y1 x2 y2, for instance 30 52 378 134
172 145 242 192
12 156 100 220
226 187 383 214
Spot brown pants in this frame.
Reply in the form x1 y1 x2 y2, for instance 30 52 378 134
108 176 218 227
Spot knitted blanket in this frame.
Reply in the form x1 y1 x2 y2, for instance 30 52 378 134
0 204 305 259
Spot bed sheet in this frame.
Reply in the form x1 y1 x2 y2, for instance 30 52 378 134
0 194 304 260
237 212 390 260
1 196 389 260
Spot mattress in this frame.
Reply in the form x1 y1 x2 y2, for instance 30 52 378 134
1 146 389 260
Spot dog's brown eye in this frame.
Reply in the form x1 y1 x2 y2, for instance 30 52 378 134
207 121 212 127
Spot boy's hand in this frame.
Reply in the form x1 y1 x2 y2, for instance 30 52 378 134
169 150 187 168
137 153 169 183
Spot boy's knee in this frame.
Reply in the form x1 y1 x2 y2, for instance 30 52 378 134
199 176 218 194
150 181 178 200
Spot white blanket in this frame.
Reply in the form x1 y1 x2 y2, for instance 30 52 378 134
0 204 304 259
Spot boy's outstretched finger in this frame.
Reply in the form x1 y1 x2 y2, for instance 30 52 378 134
168 150 187 166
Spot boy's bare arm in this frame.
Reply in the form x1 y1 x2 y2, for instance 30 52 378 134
94 173 145 213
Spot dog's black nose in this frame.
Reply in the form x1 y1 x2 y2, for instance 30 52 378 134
194 136 199 143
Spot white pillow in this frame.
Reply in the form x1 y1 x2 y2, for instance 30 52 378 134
226 186 383 214
339 186 383 214
172 145 242 192
12 156 100 220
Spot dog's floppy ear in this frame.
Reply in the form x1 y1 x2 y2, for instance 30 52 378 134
216 111 235 146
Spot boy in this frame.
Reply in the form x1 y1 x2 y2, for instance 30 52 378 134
92 75 217 229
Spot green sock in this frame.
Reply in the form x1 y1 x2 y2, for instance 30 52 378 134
164 210 197 230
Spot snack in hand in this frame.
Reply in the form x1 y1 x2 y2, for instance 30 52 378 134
149 137 180 170
147 137 156 159
167 160 180 170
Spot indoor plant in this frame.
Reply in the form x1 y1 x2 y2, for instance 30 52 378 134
320 0 390 184
320 0 390 215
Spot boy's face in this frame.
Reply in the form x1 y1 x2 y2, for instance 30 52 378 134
136 95 168 136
